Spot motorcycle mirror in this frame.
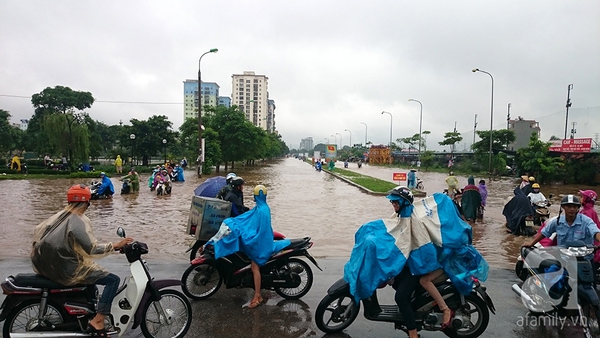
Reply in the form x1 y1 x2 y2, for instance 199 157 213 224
116 227 126 238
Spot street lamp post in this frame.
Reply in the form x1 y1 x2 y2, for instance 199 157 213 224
381 111 392 146
162 139 167 164
197 48 218 177
336 132 342 149
324 137 329 145
564 84 573 140
472 68 494 175
344 129 352 148
129 133 135 165
331 134 337 148
408 99 423 158
360 122 367 145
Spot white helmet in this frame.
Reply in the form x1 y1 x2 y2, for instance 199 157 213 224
226 172 237 183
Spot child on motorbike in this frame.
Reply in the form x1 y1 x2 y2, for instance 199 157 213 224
31 185 133 336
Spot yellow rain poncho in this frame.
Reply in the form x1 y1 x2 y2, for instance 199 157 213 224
31 206 115 286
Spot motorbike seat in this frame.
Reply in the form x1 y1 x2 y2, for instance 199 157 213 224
283 237 311 250
11 273 88 290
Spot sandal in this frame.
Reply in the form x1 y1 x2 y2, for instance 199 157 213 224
87 322 109 337
441 308 455 329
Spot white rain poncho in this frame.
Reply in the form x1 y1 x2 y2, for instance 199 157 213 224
31 206 114 286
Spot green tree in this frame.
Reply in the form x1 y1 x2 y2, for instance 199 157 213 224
0 109 22 156
125 115 175 166
438 131 463 154
516 133 564 183
472 129 516 153
421 130 431 151
420 150 436 171
31 86 95 168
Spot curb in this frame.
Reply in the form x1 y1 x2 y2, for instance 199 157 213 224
322 168 427 198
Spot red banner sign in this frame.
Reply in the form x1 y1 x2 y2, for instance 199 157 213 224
393 172 407 181
549 138 592 153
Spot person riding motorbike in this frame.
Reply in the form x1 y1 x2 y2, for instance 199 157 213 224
521 176 536 196
579 190 600 262
152 167 171 191
503 187 535 235
523 195 600 248
30 185 133 336
224 176 250 217
121 167 140 192
97 172 115 198
527 183 548 206
216 172 237 200
445 172 459 198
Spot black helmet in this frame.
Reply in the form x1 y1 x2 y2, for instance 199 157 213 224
230 176 245 187
560 194 581 206
386 186 414 205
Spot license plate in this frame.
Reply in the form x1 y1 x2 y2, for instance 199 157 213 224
526 220 534 227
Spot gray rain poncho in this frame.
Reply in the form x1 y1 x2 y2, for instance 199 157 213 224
31 206 114 286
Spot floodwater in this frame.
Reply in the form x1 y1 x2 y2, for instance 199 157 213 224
0 158 598 270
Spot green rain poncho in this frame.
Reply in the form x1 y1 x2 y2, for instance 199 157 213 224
31 207 114 286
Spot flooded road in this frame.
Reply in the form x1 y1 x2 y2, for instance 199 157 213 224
0 158 598 271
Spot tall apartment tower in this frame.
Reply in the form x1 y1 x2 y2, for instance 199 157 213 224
507 117 541 151
231 71 272 131
183 80 220 120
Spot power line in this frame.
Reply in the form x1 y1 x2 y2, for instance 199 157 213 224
0 94 182 105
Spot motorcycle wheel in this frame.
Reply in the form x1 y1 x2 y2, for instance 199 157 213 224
274 258 313 299
181 262 222 300
315 292 360 334
188 240 207 261
2 300 65 337
581 301 600 338
140 289 192 338
157 187 163 195
442 293 490 338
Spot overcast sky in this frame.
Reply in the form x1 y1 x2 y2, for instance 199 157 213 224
1 1 599 151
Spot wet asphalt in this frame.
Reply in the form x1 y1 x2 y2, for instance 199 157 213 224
0 256 588 338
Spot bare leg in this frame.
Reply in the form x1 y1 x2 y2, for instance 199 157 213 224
248 261 263 308
420 269 451 325
408 328 419 338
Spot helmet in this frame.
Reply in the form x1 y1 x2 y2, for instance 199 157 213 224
254 185 267 196
560 195 581 206
230 176 245 187
532 183 540 189
100 172 106 176
386 186 414 205
226 172 237 183
580 190 598 203
529 176 535 182
67 184 91 203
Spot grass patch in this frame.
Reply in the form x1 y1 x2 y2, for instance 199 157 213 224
331 168 397 193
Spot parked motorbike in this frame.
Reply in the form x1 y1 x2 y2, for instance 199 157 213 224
0 227 192 338
512 242 600 337
186 230 287 262
121 178 131 194
89 181 111 200
181 237 321 301
315 275 495 338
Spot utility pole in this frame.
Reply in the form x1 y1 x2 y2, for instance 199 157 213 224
564 84 573 140
507 103 511 129
473 114 478 151
570 122 577 139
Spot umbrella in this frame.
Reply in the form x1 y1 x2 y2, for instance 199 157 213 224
194 176 227 197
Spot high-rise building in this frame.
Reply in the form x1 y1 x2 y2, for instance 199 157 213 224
507 117 541 151
183 80 220 120
267 99 276 133
300 137 314 151
231 71 271 130
218 96 231 107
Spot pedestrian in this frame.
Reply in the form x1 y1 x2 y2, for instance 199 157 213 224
180 157 188 169
461 176 482 223
407 169 417 189
445 172 459 198
416 160 421 168
114 155 123 174
477 180 488 220
61 155 68 170
44 154 51 168
328 159 335 171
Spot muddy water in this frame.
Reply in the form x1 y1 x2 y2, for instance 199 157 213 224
1 158 598 271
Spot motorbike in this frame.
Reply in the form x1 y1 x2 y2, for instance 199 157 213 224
416 179 424 190
181 237 321 301
357 161 362 168
512 242 600 338
89 181 112 200
0 227 192 338
315 275 495 338
121 178 131 194
155 180 171 196
186 230 287 262
532 200 551 226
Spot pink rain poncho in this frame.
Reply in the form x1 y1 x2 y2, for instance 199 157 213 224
31 206 115 286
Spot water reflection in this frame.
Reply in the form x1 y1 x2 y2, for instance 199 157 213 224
0 158 597 271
